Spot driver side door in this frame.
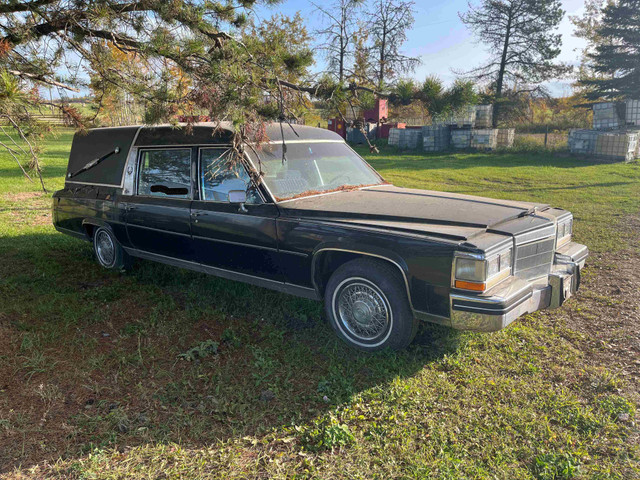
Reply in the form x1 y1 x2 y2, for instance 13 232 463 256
191 148 282 281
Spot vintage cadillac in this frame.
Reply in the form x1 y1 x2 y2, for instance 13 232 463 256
53 123 588 351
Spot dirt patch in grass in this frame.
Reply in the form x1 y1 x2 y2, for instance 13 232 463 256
553 214 640 392
2 191 51 227
6 209 51 226
2 192 45 202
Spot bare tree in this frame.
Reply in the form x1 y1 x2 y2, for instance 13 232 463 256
313 0 363 83
459 0 571 126
368 0 420 90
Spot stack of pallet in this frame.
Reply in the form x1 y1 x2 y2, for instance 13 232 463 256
470 129 498 150
497 129 515 148
626 100 640 127
397 129 423 150
569 130 600 155
593 103 623 130
388 128 401 147
422 125 450 152
346 123 377 144
595 131 639 162
451 129 472 149
568 100 640 162
382 104 518 152
441 106 477 128
475 105 494 128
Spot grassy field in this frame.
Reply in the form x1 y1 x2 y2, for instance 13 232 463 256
0 129 638 479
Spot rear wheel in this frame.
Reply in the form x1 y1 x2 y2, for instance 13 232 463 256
324 258 418 351
93 226 128 271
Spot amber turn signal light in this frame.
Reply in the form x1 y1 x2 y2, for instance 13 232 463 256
455 280 486 292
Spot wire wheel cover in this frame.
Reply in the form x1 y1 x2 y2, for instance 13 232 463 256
337 281 390 341
95 230 115 266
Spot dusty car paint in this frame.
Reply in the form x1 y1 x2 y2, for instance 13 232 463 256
53 123 588 331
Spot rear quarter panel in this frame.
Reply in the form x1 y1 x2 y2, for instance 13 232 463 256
53 187 128 245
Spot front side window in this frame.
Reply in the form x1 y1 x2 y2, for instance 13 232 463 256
247 141 384 201
138 149 192 198
200 148 262 204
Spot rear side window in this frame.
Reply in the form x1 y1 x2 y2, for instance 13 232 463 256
138 149 191 198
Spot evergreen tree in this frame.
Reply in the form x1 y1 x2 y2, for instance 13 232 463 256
570 0 613 95
580 0 640 100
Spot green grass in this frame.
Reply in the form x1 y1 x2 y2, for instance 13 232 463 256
0 131 638 479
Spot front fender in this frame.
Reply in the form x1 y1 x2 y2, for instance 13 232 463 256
310 242 412 307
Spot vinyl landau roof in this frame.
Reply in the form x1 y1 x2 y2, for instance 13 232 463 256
65 123 343 187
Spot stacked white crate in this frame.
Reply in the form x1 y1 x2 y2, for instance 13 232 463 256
422 125 450 152
388 128 401 147
497 128 515 148
444 106 477 128
593 102 622 130
569 129 599 155
626 99 640 127
470 129 498 150
475 105 494 128
398 129 423 150
595 131 639 162
451 129 472 149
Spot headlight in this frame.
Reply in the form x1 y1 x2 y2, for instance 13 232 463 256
454 248 513 292
556 215 573 246
455 257 486 282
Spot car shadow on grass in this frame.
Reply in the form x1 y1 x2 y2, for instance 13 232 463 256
0 232 464 473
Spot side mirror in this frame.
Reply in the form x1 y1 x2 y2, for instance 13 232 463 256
228 190 248 212
228 190 247 204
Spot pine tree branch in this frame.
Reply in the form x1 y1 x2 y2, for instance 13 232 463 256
7 69 80 92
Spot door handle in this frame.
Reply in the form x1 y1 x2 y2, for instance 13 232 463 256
190 212 207 218
190 211 205 223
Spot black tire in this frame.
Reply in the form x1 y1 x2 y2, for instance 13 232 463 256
324 258 419 352
93 226 129 271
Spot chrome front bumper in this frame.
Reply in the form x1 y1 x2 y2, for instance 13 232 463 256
449 242 588 332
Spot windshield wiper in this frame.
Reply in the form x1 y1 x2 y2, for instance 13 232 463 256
67 147 121 179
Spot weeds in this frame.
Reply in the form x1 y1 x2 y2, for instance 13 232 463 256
178 339 219 362
532 453 581 480
297 415 356 452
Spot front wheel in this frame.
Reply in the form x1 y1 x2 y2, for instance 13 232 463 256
324 258 419 351
93 226 129 271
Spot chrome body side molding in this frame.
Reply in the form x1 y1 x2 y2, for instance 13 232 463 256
123 247 319 300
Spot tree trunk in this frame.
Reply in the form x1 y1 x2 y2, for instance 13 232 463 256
378 26 386 90
339 4 346 83
339 38 344 83
494 7 513 128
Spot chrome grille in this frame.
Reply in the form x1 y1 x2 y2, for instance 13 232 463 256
514 237 555 279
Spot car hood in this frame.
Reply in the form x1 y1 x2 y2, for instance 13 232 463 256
277 185 552 242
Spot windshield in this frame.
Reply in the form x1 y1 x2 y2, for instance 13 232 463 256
249 141 384 201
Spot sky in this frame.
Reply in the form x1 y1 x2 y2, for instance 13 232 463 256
254 0 590 97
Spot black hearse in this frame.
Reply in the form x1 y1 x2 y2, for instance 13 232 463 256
53 123 588 351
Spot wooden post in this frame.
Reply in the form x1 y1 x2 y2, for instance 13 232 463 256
544 125 549 148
